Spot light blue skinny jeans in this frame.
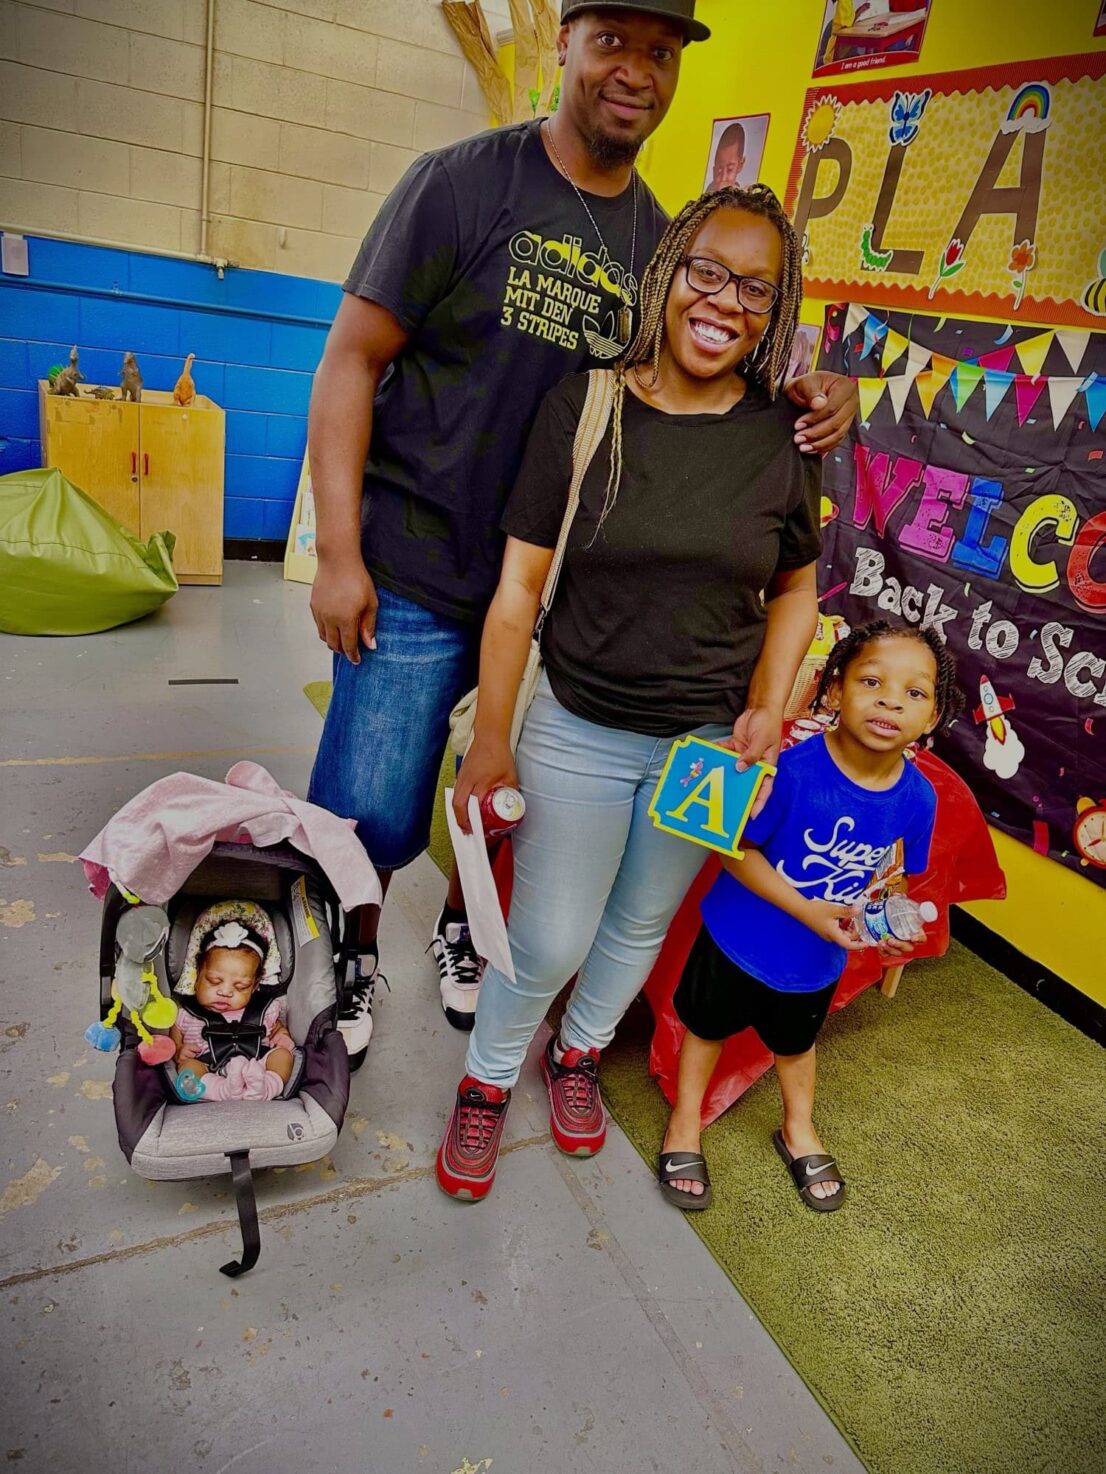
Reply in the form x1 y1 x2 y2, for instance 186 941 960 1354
465 673 729 1089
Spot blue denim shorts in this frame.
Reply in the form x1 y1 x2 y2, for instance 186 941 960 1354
307 585 480 871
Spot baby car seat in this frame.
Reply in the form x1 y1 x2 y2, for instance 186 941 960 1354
97 841 350 1276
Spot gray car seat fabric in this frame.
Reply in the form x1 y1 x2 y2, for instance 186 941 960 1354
130 1094 339 1179
99 840 355 1276
124 864 345 1180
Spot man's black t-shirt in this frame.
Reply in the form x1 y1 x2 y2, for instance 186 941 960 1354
502 373 823 737
344 120 667 622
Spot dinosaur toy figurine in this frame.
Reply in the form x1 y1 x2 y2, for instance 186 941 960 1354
85 904 177 1064
51 345 85 396
120 351 143 403
87 385 116 400
173 352 196 406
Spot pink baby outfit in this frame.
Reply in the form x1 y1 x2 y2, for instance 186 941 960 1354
198 1055 283 1102
175 997 294 1062
178 996 295 1102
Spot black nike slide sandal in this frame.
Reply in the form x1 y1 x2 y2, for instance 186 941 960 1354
772 1129 846 1213
658 1150 713 1212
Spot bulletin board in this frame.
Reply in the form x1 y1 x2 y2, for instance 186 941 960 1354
786 53 1106 327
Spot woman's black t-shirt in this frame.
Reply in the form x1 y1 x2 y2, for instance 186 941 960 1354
501 372 823 738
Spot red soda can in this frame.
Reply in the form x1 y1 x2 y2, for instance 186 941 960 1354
479 785 526 839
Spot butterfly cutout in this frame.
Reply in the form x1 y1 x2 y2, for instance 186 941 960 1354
888 89 932 147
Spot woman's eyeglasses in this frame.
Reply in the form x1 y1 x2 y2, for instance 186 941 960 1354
682 257 779 315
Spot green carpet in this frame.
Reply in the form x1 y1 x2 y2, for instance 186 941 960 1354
305 680 1105 1470
602 954 1106 1474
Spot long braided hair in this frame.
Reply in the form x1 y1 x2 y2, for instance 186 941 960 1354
596 183 803 537
811 620 965 733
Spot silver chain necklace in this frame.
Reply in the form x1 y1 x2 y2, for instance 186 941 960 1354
543 120 638 345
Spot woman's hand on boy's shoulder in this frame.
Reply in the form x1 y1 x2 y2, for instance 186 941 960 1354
725 704 783 816
783 371 859 456
453 735 518 834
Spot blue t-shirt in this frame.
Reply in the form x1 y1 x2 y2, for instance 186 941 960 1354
700 734 937 993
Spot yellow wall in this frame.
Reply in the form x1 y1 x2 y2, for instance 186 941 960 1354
638 0 1106 998
962 834 1105 1003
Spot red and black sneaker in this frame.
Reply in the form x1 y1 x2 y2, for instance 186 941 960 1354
436 1075 511 1201
541 1036 606 1157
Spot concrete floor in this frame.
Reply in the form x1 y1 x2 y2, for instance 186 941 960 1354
0 564 863 1474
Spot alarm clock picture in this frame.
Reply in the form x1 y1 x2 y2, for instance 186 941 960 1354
1072 797 1106 869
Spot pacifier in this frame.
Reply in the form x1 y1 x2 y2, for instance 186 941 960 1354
173 1068 206 1102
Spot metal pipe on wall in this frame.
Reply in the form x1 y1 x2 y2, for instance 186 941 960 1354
2 0 227 275
200 0 217 264
1 224 222 268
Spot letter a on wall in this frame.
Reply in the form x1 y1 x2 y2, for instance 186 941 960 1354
785 54 1106 327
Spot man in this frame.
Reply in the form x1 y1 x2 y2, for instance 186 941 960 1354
306 0 859 1064
709 120 746 191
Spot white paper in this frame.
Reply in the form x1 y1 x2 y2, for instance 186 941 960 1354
1 232 29 276
444 789 516 982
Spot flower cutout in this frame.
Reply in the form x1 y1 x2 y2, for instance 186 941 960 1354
929 238 966 299
1007 239 1037 310
1008 240 1036 274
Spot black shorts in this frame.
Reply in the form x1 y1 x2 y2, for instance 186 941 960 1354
673 927 838 1057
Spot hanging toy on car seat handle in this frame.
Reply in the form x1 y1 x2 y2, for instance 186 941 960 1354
86 904 177 1063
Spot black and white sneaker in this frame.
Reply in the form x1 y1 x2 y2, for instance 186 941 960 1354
338 945 387 1072
428 908 485 1031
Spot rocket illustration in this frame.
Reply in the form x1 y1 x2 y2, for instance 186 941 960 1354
973 675 1016 743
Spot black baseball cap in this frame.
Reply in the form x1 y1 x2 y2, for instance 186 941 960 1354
559 0 711 44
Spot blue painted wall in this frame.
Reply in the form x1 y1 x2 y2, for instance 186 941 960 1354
0 235 343 541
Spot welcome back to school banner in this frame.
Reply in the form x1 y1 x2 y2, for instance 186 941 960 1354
816 303 1106 886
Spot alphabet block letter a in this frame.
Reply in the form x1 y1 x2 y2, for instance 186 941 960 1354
667 766 729 837
649 735 774 858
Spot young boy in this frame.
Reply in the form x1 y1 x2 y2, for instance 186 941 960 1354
659 620 961 1212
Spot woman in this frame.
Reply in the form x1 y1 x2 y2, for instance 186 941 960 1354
437 184 823 1201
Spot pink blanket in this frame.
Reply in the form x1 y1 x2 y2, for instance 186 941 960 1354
80 761 381 911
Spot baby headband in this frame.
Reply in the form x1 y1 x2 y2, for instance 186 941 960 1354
203 921 265 959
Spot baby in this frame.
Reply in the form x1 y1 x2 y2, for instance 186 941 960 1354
172 904 296 1103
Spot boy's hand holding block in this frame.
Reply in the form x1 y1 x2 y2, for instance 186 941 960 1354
648 736 775 859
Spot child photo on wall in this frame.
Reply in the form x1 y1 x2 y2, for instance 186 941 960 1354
703 114 770 193
813 0 933 78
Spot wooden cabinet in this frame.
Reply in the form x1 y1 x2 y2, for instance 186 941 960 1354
38 383 225 584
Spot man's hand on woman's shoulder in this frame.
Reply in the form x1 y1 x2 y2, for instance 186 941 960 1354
783 371 859 456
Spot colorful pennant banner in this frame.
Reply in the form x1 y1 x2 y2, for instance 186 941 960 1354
837 304 1106 428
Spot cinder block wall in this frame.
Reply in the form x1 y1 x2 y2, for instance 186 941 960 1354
0 0 510 540
0 0 502 279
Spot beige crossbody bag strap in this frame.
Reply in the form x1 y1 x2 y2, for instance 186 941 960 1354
447 368 617 757
534 367 617 641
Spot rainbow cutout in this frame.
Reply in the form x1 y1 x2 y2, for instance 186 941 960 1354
1001 83 1052 132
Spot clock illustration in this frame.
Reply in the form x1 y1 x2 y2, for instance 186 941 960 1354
1072 797 1106 870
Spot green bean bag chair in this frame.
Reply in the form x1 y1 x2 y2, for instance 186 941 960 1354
0 468 178 635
